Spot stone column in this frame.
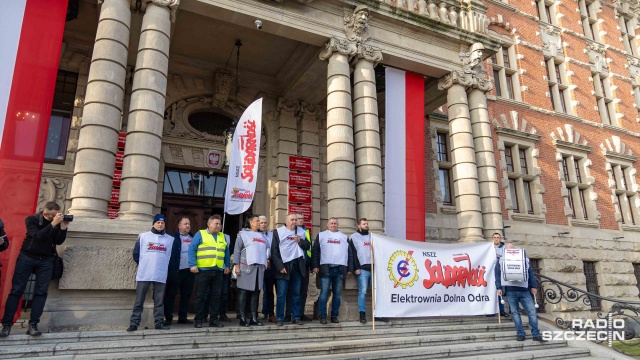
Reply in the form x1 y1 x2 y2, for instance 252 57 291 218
118 1 177 220
319 37 358 233
352 44 384 233
438 74 484 242
469 89 503 238
68 0 131 217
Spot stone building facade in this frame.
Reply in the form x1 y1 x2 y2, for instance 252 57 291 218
25 0 640 330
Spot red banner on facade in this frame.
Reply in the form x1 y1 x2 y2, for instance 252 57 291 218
289 172 312 188
289 156 312 172
288 188 312 204
288 204 312 220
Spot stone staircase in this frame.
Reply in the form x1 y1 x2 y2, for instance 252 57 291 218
0 317 617 359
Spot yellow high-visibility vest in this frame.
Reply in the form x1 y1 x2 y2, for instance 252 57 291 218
196 230 226 268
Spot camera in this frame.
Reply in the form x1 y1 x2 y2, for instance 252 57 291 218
63 214 74 222
255 19 262 30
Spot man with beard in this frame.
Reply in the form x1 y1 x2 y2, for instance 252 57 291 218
234 215 269 326
163 217 195 325
259 216 275 322
313 217 348 324
271 213 309 326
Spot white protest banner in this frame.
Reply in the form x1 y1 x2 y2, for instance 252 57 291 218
373 234 498 317
224 98 262 215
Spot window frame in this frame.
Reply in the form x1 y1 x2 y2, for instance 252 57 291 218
44 70 78 164
491 46 521 101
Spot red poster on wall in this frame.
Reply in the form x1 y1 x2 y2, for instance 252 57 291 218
288 204 312 220
289 172 312 188
288 188 312 204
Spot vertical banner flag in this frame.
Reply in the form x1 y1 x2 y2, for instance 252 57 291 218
385 68 426 241
373 234 497 317
224 98 263 215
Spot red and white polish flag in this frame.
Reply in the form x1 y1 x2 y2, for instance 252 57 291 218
384 67 426 241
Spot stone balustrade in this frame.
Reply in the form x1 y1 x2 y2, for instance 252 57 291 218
380 0 490 35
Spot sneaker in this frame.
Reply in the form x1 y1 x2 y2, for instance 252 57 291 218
276 321 283 326
284 315 292 322
126 325 138 332
219 314 231 322
194 322 202 328
330 317 339 323
155 324 170 330
320 317 327 325
27 323 42 336
532 336 547 343
177 318 193 324
300 315 312 322
292 320 303 325
0 325 11 337
209 320 224 328
359 312 366 324
517 335 525 341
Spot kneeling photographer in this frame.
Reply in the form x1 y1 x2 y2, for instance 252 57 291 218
0 202 70 337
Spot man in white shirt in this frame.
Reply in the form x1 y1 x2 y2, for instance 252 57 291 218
163 217 195 325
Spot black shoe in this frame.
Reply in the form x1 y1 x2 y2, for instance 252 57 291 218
300 315 312 322
284 315 292 322
155 324 170 330
359 312 366 324
330 317 339 323
209 320 224 328
276 321 283 326
517 335 525 341
292 319 303 325
532 336 547 343
194 322 202 328
250 313 263 326
500 312 510 318
320 317 327 325
219 314 231 322
126 325 137 332
374 317 389 323
177 318 193 324
0 325 10 337
27 323 42 336
163 319 172 326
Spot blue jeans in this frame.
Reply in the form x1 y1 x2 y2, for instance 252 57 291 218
356 270 371 313
506 289 540 337
318 267 343 319
276 265 302 322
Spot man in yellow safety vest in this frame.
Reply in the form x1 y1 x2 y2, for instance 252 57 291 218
188 214 230 328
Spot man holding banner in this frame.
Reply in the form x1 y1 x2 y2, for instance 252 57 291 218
271 213 309 326
312 217 348 325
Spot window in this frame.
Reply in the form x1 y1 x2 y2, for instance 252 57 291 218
559 153 596 224
583 261 601 311
634 87 640 121
536 0 557 25
504 144 535 215
579 0 600 42
163 170 227 198
633 263 640 299
620 16 638 56
593 74 616 126
491 46 519 100
609 163 639 226
44 70 77 163
436 132 453 206
546 59 570 114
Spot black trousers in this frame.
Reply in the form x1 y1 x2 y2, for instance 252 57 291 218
194 270 223 322
261 270 275 316
286 261 310 317
2 252 54 325
163 269 195 321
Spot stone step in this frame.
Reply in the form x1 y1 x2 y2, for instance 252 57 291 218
0 318 519 347
9 339 569 360
0 328 522 358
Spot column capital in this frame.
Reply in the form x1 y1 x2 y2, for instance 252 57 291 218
140 0 180 22
437 42 493 92
299 102 321 118
277 97 301 113
354 44 383 65
319 37 358 61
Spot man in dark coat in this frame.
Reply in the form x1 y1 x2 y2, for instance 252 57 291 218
163 217 195 325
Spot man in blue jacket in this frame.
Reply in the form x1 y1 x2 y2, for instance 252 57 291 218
495 244 545 342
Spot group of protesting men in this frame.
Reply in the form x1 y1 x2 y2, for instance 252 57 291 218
128 212 382 330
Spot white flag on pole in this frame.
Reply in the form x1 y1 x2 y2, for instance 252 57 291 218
224 98 263 215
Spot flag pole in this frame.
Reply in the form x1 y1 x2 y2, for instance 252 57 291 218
371 235 376 331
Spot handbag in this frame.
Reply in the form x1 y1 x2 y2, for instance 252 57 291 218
52 250 64 280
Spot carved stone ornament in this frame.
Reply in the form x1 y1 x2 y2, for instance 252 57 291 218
438 42 492 92
541 25 562 58
162 95 240 142
141 0 180 22
278 97 301 113
344 5 370 44
212 69 233 109
587 41 608 74
628 55 640 81
355 44 383 65
38 176 71 214
319 37 358 61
